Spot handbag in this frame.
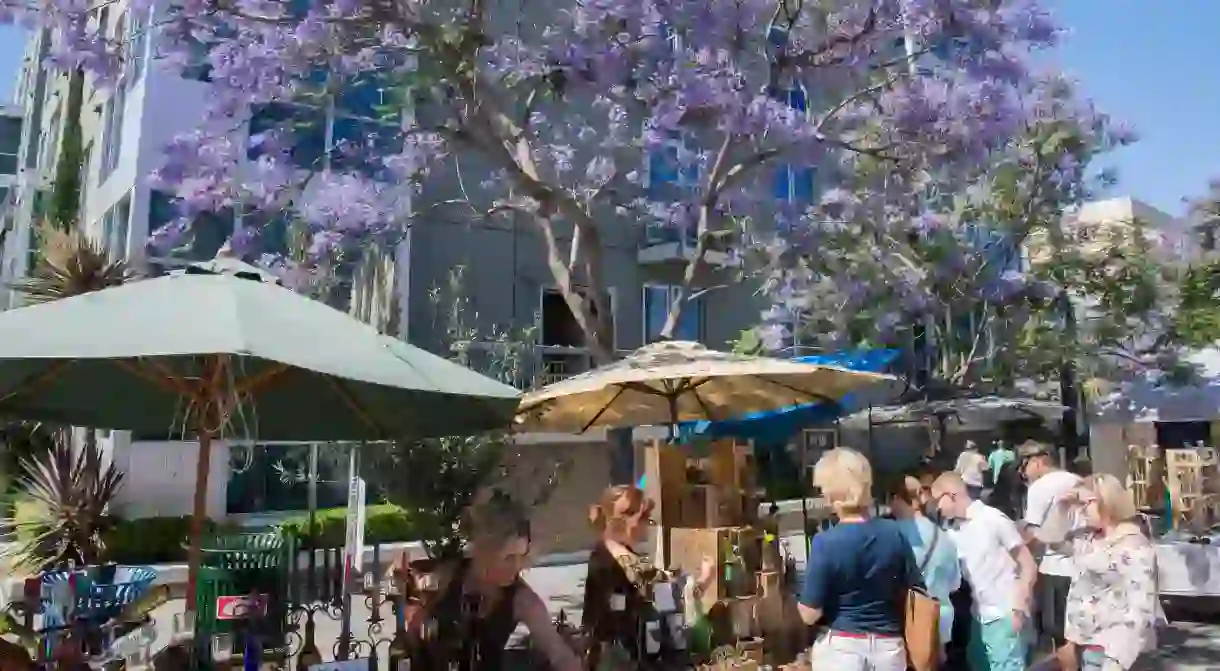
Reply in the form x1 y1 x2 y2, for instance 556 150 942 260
904 524 942 671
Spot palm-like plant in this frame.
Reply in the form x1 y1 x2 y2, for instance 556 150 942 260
9 222 137 305
2 437 124 571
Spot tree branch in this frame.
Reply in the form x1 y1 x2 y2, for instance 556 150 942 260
658 132 737 340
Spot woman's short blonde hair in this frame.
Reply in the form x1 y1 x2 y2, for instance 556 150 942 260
1083 473 1138 523
814 447 873 513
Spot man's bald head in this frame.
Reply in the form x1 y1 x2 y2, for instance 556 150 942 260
930 471 973 519
932 471 967 495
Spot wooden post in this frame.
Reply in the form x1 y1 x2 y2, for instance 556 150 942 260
643 440 684 569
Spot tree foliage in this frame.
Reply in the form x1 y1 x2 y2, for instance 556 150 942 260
759 75 1135 395
10 0 1064 362
48 68 86 231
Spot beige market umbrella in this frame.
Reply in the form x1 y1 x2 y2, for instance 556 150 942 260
515 340 894 433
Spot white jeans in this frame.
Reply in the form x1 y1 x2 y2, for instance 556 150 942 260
810 630 907 671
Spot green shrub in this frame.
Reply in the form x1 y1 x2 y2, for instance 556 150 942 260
276 504 417 548
11 504 421 567
102 516 238 565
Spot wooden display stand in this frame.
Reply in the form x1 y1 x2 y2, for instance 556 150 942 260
1127 444 1165 511
1164 447 1219 532
643 439 804 665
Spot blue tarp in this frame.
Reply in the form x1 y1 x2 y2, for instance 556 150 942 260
676 349 900 448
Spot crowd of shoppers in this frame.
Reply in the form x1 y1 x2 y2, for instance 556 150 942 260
800 441 1164 671
396 439 1164 670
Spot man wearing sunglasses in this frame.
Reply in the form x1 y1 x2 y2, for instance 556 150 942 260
1016 440 1082 664
930 472 1036 671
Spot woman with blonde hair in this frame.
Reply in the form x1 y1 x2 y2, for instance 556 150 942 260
1050 473 1163 670
798 448 923 671
581 485 713 668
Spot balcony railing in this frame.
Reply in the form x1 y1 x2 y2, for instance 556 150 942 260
644 220 697 247
638 221 739 267
457 344 645 391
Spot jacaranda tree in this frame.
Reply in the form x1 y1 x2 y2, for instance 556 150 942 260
755 74 1143 395
6 0 1064 362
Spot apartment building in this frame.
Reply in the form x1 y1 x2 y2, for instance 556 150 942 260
4 6 769 533
1025 196 1193 267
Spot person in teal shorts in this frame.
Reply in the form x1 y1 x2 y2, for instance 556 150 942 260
931 472 1038 671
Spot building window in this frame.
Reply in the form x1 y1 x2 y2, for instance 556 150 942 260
100 193 132 261
147 191 297 274
100 83 126 181
770 85 816 203
0 115 19 175
125 6 150 84
247 67 404 177
644 130 699 246
646 130 699 196
643 284 703 343
38 106 60 173
147 189 235 272
539 286 615 349
225 443 355 515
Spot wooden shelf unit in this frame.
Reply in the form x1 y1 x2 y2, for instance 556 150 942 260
643 438 804 663
1165 447 1219 531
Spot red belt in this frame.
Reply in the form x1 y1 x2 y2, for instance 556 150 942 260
1080 644 1105 653
831 630 902 640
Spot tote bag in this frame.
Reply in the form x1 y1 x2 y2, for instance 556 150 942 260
904 526 942 671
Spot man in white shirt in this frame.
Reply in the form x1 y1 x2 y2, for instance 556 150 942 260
1017 440 1081 657
955 441 989 499
931 472 1037 671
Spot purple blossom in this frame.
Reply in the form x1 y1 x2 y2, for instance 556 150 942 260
13 0 1100 361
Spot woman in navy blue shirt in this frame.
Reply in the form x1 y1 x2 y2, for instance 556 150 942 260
798 448 922 671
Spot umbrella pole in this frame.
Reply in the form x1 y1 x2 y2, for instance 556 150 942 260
186 425 215 612
186 358 224 613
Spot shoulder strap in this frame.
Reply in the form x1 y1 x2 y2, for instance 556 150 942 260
919 524 940 574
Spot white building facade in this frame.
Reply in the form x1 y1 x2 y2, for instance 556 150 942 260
3 11 415 521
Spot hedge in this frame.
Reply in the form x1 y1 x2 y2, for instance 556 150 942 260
16 502 420 566
276 504 419 548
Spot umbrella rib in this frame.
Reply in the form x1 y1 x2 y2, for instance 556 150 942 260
580 384 630 433
754 375 836 404
620 381 670 397
326 377 389 439
113 360 195 396
0 360 75 405
233 363 293 395
690 386 719 422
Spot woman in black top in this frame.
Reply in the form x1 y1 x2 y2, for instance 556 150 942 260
404 500 582 670
581 485 713 669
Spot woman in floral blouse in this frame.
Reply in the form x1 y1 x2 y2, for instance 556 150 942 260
1053 474 1162 671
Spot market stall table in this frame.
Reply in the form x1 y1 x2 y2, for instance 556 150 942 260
1157 531 1220 597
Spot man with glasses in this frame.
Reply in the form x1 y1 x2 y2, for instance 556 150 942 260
930 472 1037 671
1016 440 1081 663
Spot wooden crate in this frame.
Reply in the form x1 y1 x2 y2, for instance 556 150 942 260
1127 444 1164 510
680 485 746 528
669 527 764 610
1165 448 1219 530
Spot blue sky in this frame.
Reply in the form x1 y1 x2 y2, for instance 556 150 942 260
2 2 1219 214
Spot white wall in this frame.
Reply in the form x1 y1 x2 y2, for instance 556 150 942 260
108 432 230 519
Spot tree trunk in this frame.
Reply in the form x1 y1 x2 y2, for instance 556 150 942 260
535 216 615 364
49 68 85 230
